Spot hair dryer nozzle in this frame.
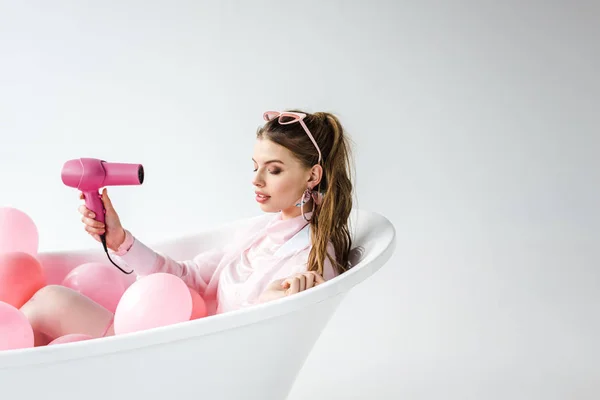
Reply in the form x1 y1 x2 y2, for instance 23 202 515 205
103 162 144 186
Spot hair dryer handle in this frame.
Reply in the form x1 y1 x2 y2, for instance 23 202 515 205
82 191 105 225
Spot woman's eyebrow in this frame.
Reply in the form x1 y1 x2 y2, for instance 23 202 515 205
252 158 285 165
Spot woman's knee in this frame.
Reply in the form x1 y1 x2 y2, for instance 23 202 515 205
21 285 72 323
21 284 113 339
31 284 66 299
24 285 73 309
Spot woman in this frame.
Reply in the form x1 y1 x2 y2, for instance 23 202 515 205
20 109 354 346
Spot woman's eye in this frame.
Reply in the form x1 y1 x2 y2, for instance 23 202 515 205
269 169 281 175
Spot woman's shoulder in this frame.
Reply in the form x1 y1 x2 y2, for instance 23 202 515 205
293 228 338 281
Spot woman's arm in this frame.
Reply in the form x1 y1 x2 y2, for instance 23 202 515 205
111 230 226 296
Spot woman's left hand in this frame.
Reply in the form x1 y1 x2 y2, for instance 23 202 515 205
259 271 325 303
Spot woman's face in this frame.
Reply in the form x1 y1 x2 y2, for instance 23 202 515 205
252 138 313 219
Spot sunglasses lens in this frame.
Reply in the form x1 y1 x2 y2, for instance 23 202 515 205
279 113 299 124
263 111 279 121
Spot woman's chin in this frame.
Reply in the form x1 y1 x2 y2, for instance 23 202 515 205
256 199 297 215
258 203 278 213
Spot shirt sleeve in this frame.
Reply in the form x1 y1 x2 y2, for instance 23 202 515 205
110 229 228 296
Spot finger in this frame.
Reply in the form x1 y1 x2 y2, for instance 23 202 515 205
81 215 104 229
286 277 300 294
297 274 306 292
270 279 285 290
312 271 325 285
304 272 315 288
89 232 102 242
78 205 95 218
85 225 106 235
101 188 114 211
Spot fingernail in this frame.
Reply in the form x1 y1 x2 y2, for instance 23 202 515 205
88 213 94 218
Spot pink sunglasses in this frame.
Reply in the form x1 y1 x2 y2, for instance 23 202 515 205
263 111 322 164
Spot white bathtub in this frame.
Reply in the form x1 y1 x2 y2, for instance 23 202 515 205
0 209 396 400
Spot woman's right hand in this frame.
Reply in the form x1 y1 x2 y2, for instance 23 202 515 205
258 271 325 304
78 188 126 252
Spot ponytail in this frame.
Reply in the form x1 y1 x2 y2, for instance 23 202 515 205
307 113 354 275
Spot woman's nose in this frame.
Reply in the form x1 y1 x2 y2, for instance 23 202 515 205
252 172 264 187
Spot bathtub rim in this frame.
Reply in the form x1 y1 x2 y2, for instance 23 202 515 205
0 209 396 368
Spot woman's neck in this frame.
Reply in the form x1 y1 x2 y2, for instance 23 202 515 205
280 200 314 220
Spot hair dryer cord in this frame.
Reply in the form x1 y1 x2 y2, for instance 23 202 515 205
100 234 134 274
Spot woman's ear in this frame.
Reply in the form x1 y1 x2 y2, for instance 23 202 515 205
307 164 323 188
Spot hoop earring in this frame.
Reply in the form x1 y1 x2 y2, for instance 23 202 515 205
303 193 316 222
295 188 315 222
295 188 311 207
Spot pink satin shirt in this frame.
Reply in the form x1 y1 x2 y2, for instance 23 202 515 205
111 212 337 315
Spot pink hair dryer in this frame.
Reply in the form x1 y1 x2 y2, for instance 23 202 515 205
61 157 144 274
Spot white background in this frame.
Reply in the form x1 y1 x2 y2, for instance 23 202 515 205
1 1 598 398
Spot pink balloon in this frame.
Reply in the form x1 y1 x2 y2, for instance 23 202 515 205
120 269 139 290
0 207 38 256
61 262 126 313
49 333 93 345
189 287 207 320
35 254 76 285
114 273 192 335
37 254 139 287
0 300 34 351
0 251 46 309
